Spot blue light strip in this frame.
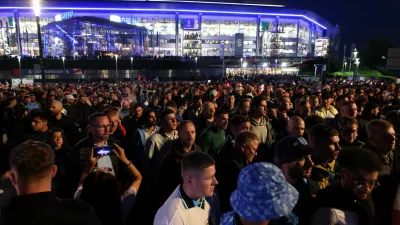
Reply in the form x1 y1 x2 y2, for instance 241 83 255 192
56 25 77 43
149 0 285 8
0 6 327 29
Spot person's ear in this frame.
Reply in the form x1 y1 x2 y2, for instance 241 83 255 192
9 171 17 186
52 165 58 178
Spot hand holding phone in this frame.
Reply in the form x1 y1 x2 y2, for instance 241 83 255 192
94 146 112 157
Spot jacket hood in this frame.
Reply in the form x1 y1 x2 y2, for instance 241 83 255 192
250 116 267 126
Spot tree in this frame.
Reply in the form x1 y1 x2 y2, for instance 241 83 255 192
360 36 393 69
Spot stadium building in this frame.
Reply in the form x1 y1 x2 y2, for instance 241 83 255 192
0 0 338 58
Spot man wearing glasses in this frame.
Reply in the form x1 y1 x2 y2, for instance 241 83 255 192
311 148 382 225
215 130 259 213
365 120 398 225
66 113 121 198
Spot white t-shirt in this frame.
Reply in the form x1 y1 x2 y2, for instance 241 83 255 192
154 186 211 225
393 184 400 211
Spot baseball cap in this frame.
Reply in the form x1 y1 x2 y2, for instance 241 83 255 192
275 136 317 165
65 95 75 100
230 162 299 222
245 93 254 98
210 90 218 97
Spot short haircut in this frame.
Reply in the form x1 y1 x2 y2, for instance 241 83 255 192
251 96 266 109
366 120 393 137
110 100 121 108
181 151 215 175
385 110 400 124
88 112 107 126
132 103 142 109
165 100 177 109
215 107 229 118
234 130 259 147
337 148 382 172
9 140 54 181
177 120 195 131
230 115 250 128
160 109 175 120
79 94 86 98
336 94 349 102
31 110 48 121
305 115 325 130
321 91 334 100
192 95 201 102
102 108 118 117
338 116 358 130
308 123 339 141
341 101 356 108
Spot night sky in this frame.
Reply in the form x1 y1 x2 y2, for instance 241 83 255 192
284 0 400 49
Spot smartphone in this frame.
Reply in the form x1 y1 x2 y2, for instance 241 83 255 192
94 146 112 156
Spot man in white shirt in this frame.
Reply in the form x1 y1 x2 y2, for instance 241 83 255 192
154 151 218 225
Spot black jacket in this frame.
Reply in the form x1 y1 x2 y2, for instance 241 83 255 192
156 139 200 206
215 147 247 213
315 185 379 225
0 192 101 225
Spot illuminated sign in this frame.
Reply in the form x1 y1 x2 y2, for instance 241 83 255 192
182 19 195 29
110 15 139 25
55 11 74 22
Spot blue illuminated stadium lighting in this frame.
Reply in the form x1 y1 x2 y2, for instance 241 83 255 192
56 25 77 44
0 6 328 29
149 0 285 7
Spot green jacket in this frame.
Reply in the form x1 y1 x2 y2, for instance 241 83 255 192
199 124 226 158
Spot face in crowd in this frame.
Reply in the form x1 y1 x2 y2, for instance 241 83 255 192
31 116 48 132
340 124 358 144
50 101 63 117
215 112 229 130
178 122 196 149
231 121 251 137
133 106 143 119
88 116 110 143
51 131 64 149
241 139 259 165
163 113 178 131
369 125 396 155
341 168 378 201
287 117 305 136
202 102 216 119
283 155 314 180
107 113 120 134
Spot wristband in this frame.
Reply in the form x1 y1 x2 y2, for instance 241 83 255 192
126 160 132 168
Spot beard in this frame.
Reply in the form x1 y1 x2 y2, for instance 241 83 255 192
288 165 307 180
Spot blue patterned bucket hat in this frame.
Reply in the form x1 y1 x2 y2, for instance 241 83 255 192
230 162 299 222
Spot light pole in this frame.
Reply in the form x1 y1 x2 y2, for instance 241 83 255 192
17 56 22 82
353 58 360 82
242 62 247 76
130 57 133 79
195 57 198 76
62 56 65 76
33 0 45 81
240 58 243 75
115 55 119 83
344 61 347 74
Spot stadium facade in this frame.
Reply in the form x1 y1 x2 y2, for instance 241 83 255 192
0 0 337 58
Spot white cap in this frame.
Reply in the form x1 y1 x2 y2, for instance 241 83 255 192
210 90 218 97
65 95 75 100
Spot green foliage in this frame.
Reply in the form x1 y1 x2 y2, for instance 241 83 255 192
331 70 395 79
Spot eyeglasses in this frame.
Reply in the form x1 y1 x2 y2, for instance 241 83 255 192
90 124 111 130
343 170 380 189
245 144 257 156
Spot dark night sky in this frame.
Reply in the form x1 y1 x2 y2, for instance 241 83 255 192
283 0 400 49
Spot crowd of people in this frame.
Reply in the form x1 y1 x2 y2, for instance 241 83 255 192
0 76 400 225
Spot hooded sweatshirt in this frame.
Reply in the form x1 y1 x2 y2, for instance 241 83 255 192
250 116 275 146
